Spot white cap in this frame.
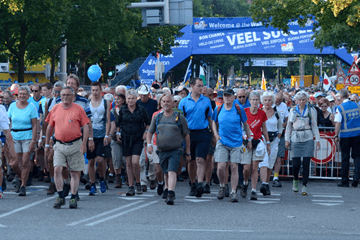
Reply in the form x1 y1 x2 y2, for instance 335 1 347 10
326 95 334 102
173 95 182 102
138 84 150 95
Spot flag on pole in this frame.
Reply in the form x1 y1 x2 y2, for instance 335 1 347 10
261 70 267 91
183 57 192 83
216 70 221 89
200 66 206 85
323 72 331 91
295 81 299 90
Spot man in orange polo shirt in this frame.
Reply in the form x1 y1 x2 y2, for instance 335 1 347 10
45 86 89 209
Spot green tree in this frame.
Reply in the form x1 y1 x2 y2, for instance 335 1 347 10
250 0 360 52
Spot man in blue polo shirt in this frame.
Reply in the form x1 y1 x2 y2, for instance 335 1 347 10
179 78 216 198
234 88 250 108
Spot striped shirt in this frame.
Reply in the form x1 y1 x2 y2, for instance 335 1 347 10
55 94 92 118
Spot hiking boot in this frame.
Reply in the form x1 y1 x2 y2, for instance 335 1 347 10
272 179 282 187
177 175 184 182
265 184 271 196
196 182 204 198
301 186 307 196
136 183 143 195
352 180 359 188
7 174 14 182
89 185 97 196
250 191 257 200
26 173 33 186
100 180 107 193
237 182 244 190
15 181 22 193
141 184 147 192
114 175 122 188
229 192 238 202
108 175 114 183
53 197 65 209
63 183 71 197
150 180 157 190
166 192 175 205
224 184 230 197
260 184 267 196
189 183 197 196
203 183 210 194
69 199 77 209
157 182 164 196
162 188 168 199
217 186 225 200
293 180 299 192
85 183 91 190
240 184 248 198
126 187 135 196
47 182 57 195
19 186 26 196
80 174 89 185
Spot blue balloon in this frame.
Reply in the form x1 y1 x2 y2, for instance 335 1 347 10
87 65 102 82
126 86 131 89
14 80 18 83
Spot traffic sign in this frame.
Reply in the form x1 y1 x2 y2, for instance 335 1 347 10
311 132 336 164
336 68 345 77
349 74 360 85
348 61 360 73
337 76 345 84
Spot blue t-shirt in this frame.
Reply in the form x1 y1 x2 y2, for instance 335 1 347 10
234 98 251 109
137 98 158 120
179 93 213 130
212 103 247 148
28 96 46 112
8 102 38 141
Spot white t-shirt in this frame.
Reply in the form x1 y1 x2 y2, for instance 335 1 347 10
266 114 279 132
0 105 10 131
334 99 349 123
274 102 289 122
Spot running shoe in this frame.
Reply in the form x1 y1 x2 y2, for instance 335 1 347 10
166 192 175 205
250 191 257 200
293 180 299 192
141 184 147 192
260 184 267 196
47 182 57 195
162 188 168 199
69 199 77 209
150 180 157 190
240 184 248 198
15 180 21 193
53 197 65 209
229 192 238 202
89 185 97 196
203 183 211 194
189 183 196 196
196 182 204 198
75 191 80 201
301 186 307 196
100 180 107 193
217 186 225 200
126 187 135 196
19 186 26 196
136 183 143 195
265 184 271 196
224 184 229 197
157 183 164 196
272 179 282 187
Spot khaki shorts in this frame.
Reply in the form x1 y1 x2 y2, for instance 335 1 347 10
53 139 85 172
140 141 160 165
240 146 265 165
14 139 32 153
259 138 280 169
111 140 126 170
214 141 241 163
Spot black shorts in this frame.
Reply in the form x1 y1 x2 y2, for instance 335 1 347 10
190 130 212 160
87 138 111 159
122 139 143 157
158 149 183 174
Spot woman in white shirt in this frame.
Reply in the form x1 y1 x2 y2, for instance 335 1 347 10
259 91 283 196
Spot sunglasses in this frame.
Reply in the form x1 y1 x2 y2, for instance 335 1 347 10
174 100 179 103
238 96 246 98
32 90 39 93
54 91 61 94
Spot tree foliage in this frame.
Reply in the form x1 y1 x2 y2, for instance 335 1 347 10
250 0 360 52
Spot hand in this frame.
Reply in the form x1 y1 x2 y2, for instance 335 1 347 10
185 155 191 163
80 142 87 155
143 132 147 140
28 141 36 153
247 141 252 151
116 134 122 143
103 137 110 146
214 134 220 143
334 136 339 145
316 141 321 151
88 140 95 152
285 141 290 149
267 144 271 155
147 145 153 154
49 138 54 146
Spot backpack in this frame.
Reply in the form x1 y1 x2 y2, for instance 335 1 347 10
216 103 243 125
155 111 184 136
118 103 145 131
273 106 280 120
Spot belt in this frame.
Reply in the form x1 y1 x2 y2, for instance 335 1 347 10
57 137 81 146
190 128 208 132
11 128 32 132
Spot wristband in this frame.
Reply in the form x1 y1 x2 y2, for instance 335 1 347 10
38 139 42 143
45 144 50 148
185 153 191 156
42 135 46 139
116 132 121 136
266 141 270 144
147 144 153 147
105 135 109 138
88 138 94 141
145 129 149 133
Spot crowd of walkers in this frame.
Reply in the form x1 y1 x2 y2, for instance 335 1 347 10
0 75 359 208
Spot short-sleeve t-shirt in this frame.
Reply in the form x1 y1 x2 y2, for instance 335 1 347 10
0 105 10 131
45 103 89 142
8 102 38 140
244 108 267 140
212 104 247 148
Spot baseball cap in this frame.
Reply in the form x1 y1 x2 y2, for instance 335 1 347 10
138 84 150 95
326 95 334 102
314 92 324 98
223 88 235 96
217 90 224 98
173 95 182 102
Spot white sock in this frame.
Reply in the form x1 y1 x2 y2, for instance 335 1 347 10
251 188 256 192
243 181 248 185
220 183 225 187
158 181 163 185
181 167 186 172
262 182 266 185
265 182 269 185
273 177 278 181
231 190 236 194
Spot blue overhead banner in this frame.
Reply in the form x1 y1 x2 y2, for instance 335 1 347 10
139 25 192 86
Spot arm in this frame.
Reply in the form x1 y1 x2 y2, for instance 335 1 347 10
44 124 54 156
81 124 89 154
87 120 94 152
184 134 191 162
146 132 153 154
310 108 320 142
277 116 283 138
104 101 111 146
29 118 37 152
262 121 271 154
3 129 16 162
243 122 252 151
211 120 220 142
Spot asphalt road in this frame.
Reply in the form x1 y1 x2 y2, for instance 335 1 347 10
1 178 359 240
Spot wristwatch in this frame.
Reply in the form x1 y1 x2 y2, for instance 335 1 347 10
185 153 191 156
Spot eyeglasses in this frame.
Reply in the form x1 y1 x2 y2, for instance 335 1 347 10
321 105 327 108
238 96 246 98
351 100 357 102
54 91 60 94
195 85 204 88
250 98 260 101
174 100 178 103
32 90 39 93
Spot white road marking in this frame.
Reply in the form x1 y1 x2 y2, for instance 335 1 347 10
29 186 49 189
251 201 277 204
0 223 6 227
67 201 143 226
3 192 31 195
184 199 211 203
162 229 253 233
120 194 154 197
118 197 148 200
0 196 56 219
312 195 342 198
256 192 281 196
85 201 158 226
312 200 344 203
315 203 342 206
185 196 217 199
257 198 280 201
